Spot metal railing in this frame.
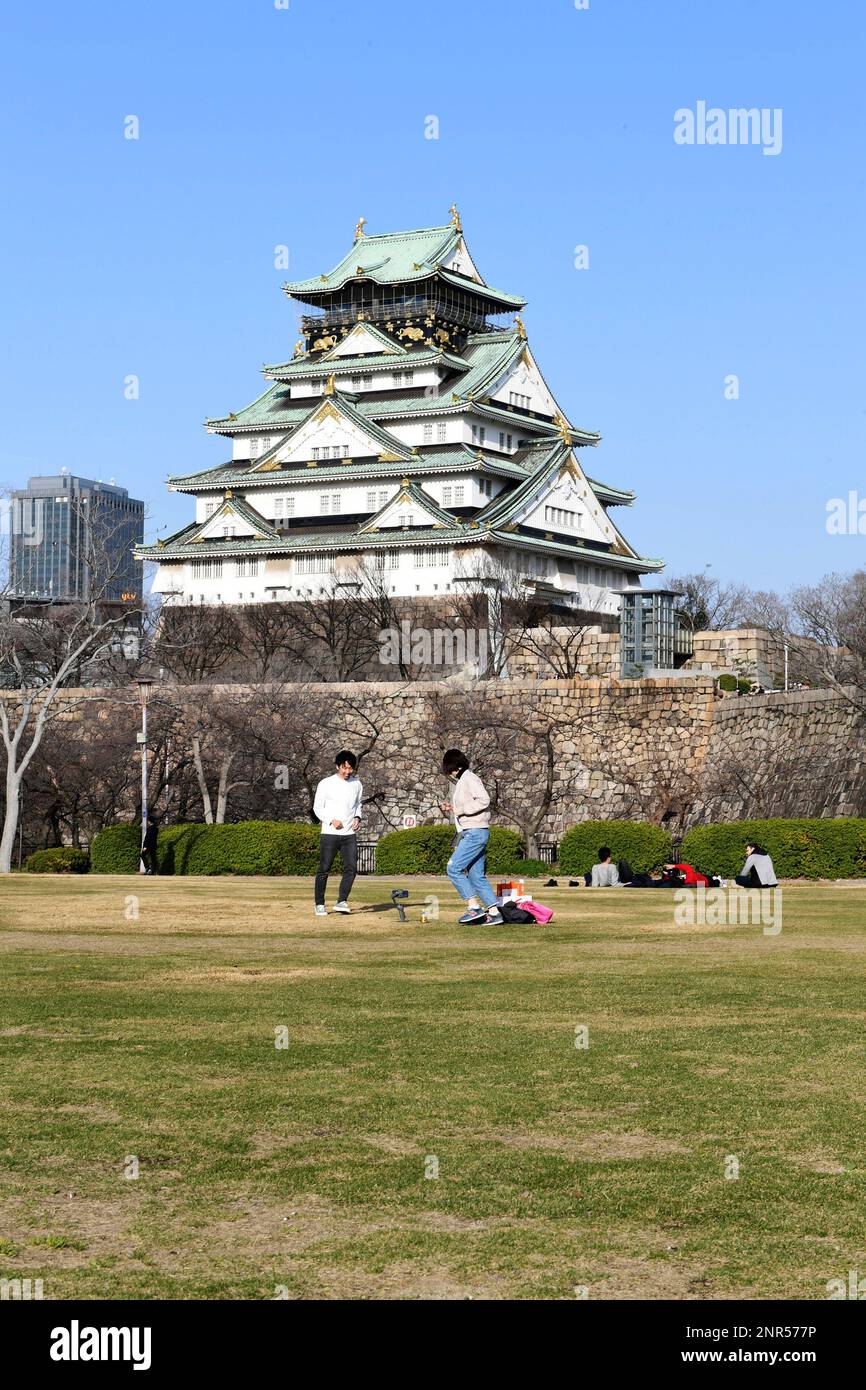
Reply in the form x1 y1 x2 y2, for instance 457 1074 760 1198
300 298 512 337
357 842 377 874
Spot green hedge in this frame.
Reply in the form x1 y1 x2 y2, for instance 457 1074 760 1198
680 818 866 880
559 820 672 875
91 821 328 876
25 847 90 874
506 858 550 879
90 824 141 874
375 825 524 874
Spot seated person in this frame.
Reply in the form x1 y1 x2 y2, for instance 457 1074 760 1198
588 847 621 887
735 843 778 888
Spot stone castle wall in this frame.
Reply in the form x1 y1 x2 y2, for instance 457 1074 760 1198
5 673 863 844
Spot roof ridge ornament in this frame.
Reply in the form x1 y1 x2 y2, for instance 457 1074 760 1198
552 409 572 442
323 373 336 395
449 202 462 231
354 216 367 241
514 314 527 339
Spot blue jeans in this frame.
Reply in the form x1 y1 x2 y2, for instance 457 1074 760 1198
446 829 495 905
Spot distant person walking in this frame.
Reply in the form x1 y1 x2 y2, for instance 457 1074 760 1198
313 751 363 916
440 748 503 926
735 843 778 888
141 815 159 875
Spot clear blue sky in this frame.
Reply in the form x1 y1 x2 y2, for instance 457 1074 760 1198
1 0 864 590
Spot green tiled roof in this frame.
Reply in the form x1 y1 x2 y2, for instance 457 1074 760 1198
168 445 530 493
586 476 635 505
282 223 526 310
262 346 469 379
361 480 456 532
138 520 662 573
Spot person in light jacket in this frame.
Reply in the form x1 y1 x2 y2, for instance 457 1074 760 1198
735 843 778 888
313 750 363 915
440 748 503 926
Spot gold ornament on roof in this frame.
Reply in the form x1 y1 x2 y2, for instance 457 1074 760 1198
514 314 527 339
354 216 367 241
225 489 233 499
552 410 572 442
292 339 304 357
449 203 462 231
228 412 237 421
323 374 336 396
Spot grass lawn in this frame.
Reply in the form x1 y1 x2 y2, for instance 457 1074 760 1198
1 874 865 1301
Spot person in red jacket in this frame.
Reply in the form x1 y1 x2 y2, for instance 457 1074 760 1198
664 862 710 887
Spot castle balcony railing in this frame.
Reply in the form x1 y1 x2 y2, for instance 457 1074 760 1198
300 297 513 338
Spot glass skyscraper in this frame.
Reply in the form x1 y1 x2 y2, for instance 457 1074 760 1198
9 474 144 604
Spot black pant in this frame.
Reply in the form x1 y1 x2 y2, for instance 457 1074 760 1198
315 834 357 905
142 848 158 875
735 869 776 888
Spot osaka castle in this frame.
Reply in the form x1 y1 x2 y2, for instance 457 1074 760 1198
138 209 662 612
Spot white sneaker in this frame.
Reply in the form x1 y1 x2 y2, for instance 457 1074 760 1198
333 901 351 914
314 904 327 916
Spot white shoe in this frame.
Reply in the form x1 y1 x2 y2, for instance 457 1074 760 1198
333 901 351 914
314 904 327 916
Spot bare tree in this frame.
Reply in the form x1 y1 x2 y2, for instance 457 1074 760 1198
0 498 143 873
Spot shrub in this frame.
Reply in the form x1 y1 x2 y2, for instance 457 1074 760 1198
175 821 323 876
500 858 549 879
559 820 672 875
375 825 523 874
680 818 866 880
91 824 141 874
92 820 325 876
25 847 90 874
718 674 738 692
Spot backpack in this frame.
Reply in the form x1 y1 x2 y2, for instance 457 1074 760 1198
499 900 536 924
617 859 634 885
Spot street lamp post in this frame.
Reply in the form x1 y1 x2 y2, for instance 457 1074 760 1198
136 678 153 873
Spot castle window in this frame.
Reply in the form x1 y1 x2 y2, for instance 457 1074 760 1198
508 391 530 409
295 554 335 575
250 437 260 458
413 547 450 568
437 423 447 442
471 424 486 445
442 486 452 506
454 485 465 505
192 558 223 580
423 423 433 444
205 502 216 518
312 447 320 461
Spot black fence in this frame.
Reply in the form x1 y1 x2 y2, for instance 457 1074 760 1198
539 844 559 865
357 842 377 874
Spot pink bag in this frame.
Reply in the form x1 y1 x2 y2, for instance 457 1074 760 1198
520 899 554 924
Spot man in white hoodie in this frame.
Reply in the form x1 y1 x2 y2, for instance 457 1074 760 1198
313 750 363 916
